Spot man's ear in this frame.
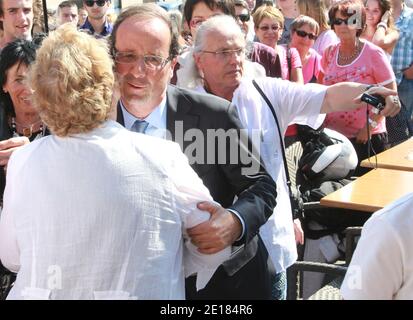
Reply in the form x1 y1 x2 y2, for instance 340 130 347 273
169 56 178 78
193 52 205 78
193 52 202 71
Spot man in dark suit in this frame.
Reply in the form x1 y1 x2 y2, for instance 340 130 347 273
110 4 277 299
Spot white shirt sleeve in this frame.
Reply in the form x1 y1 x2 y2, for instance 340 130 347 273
259 77 327 130
0 153 21 273
166 142 231 291
237 77 327 134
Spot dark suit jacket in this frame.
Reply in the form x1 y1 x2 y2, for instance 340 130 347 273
117 85 277 299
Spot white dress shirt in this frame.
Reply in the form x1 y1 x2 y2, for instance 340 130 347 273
0 120 230 299
341 192 413 300
232 77 327 272
120 97 168 139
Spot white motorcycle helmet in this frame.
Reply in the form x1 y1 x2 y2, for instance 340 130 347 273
300 128 358 181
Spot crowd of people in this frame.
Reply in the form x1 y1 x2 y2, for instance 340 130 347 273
0 0 410 300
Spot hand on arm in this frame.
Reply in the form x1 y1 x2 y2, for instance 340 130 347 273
0 137 30 167
187 201 242 254
403 64 413 80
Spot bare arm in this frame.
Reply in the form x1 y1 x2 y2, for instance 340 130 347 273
317 70 324 84
372 11 399 53
372 28 399 53
403 64 413 80
320 82 399 117
290 67 304 84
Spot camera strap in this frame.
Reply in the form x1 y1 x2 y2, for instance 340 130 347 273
365 107 379 168
252 80 300 219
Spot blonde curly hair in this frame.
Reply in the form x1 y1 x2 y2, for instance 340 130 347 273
30 24 114 137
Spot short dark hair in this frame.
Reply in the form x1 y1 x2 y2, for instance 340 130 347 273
183 0 236 25
328 0 366 37
0 0 4 17
0 0 6 30
0 39 40 118
109 4 180 60
57 0 78 14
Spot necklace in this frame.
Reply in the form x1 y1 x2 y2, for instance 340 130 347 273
338 40 362 63
11 117 45 139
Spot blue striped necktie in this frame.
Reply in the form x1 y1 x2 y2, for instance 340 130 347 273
131 119 149 134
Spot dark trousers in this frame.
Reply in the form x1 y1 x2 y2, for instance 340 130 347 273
350 132 388 176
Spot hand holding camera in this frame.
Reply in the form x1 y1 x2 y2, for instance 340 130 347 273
361 93 386 112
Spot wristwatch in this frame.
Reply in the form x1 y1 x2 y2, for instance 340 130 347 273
377 22 388 31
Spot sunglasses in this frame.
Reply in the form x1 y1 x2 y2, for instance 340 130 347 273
84 0 106 7
295 29 317 40
331 18 350 26
238 13 250 22
258 25 279 32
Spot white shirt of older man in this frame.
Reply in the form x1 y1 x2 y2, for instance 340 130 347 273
232 77 326 272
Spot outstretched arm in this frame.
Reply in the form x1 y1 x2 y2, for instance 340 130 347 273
321 83 399 117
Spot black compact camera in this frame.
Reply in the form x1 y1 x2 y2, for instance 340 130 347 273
361 93 386 111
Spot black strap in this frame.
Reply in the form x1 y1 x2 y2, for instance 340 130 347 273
252 80 296 214
286 45 292 81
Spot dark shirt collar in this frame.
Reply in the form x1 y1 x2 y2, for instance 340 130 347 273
80 17 113 37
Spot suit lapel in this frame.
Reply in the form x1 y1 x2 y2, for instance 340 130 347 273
116 101 125 126
166 85 199 146
116 86 199 148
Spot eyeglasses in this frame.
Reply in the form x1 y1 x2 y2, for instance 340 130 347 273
331 18 350 26
258 25 279 32
238 13 250 22
189 17 205 29
84 0 106 7
201 47 245 60
114 51 170 70
295 29 317 40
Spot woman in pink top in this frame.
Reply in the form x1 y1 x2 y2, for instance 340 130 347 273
290 15 323 84
322 0 397 176
252 5 304 83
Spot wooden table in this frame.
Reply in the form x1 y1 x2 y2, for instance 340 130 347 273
320 168 413 212
361 138 413 171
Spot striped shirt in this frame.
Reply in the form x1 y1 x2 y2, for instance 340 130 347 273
391 5 413 84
